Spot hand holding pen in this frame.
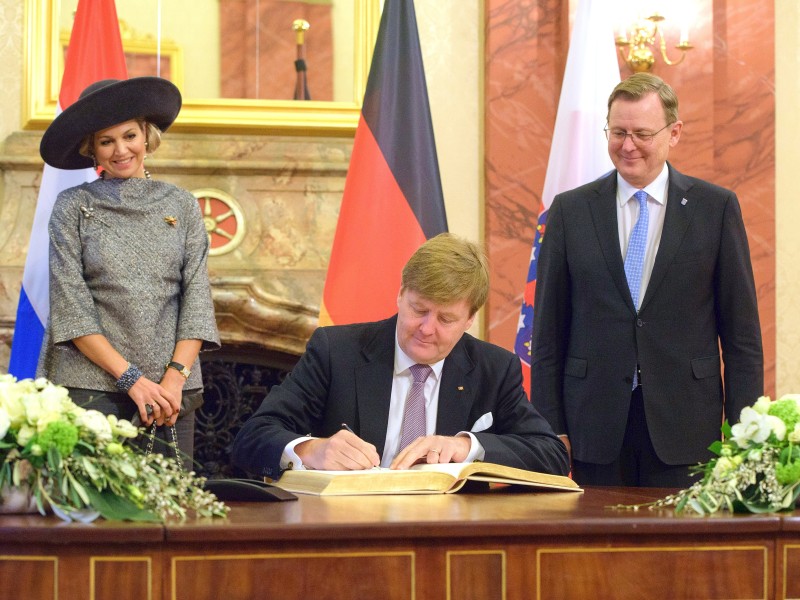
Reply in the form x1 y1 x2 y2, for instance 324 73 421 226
294 422 380 470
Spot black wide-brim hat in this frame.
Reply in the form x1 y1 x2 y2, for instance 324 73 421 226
39 77 182 170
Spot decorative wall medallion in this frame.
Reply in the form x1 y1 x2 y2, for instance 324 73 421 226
192 188 246 256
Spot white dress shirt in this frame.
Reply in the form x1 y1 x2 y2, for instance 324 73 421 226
616 163 670 309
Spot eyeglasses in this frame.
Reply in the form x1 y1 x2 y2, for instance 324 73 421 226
604 123 673 146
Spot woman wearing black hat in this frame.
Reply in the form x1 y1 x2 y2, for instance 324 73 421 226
37 77 220 468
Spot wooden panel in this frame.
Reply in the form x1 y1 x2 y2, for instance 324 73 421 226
783 544 800 599
537 546 768 600
92 557 152 600
447 551 505 600
0 556 56 600
172 552 413 600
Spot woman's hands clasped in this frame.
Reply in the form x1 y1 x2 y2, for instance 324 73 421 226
128 376 180 427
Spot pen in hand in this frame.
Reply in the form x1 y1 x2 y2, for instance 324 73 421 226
341 423 382 469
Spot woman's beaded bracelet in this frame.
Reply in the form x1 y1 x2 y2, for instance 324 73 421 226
115 363 143 392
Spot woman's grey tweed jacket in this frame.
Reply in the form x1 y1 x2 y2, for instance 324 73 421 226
37 177 220 392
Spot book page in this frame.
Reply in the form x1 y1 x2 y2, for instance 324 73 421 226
274 462 580 495
410 462 580 489
274 467 457 495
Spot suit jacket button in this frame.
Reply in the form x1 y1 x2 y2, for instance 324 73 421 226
636 318 644 327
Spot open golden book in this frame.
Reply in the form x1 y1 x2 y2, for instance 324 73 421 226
272 462 582 496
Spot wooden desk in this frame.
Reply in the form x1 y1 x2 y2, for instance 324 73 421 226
0 487 795 600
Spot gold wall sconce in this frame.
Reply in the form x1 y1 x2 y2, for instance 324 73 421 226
615 12 693 72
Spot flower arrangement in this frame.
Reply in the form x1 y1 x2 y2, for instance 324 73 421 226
0 375 228 522
626 394 800 515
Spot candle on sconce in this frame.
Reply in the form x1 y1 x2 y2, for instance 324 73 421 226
678 2 691 46
616 21 629 43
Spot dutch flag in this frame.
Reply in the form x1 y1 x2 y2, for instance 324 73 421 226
8 0 128 378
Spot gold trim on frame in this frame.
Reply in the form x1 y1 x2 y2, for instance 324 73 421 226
446 550 506 600
23 0 381 135
536 545 769 600
782 543 800 600
90 556 152 600
59 20 185 92
172 551 415 599
0 555 58 599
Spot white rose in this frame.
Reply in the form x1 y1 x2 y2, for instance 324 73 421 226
789 424 800 444
36 382 72 415
0 407 10 439
732 412 785 444
35 410 64 433
767 414 787 441
110 417 138 439
16 423 36 446
0 384 26 428
713 457 738 479
752 396 773 415
76 409 113 442
731 407 774 448
22 393 44 425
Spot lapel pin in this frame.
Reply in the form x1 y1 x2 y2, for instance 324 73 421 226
164 216 177 227
457 386 464 391
681 198 688 206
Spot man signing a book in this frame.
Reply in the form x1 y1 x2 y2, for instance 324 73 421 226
232 233 569 480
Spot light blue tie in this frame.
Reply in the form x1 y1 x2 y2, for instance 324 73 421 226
624 190 649 388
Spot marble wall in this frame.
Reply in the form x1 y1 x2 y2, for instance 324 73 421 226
485 0 776 396
775 0 800 395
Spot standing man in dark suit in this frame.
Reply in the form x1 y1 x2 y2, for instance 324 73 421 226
233 233 569 480
531 73 763 487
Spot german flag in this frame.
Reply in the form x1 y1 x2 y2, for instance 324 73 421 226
319 0 447 326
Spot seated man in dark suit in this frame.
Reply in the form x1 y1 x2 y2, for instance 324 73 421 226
232 233 569 480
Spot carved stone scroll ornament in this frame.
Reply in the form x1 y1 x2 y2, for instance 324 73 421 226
210 275 318 358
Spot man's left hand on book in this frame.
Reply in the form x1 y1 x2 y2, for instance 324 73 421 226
295 430 381 470
390 435 471 470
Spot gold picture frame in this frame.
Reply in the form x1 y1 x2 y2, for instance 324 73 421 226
23 0 381 135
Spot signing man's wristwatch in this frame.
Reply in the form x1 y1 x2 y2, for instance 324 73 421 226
165 361 191 380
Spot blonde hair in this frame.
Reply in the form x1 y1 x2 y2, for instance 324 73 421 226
607 72 679 125
78 119 163 159
401 233 489 316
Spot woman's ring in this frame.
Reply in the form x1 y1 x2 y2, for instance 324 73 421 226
145 404 154 415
